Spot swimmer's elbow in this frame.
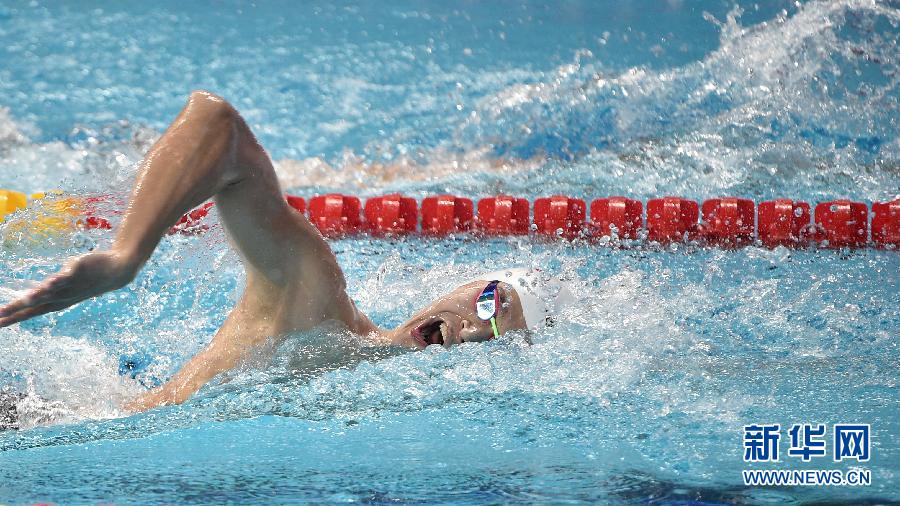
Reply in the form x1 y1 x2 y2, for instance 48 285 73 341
184 90 240 140
184 90 262 185
188 89 235 117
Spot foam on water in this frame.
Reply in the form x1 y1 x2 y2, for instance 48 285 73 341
453 0 898 200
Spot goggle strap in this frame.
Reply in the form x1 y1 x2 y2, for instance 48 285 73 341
490 316 499 339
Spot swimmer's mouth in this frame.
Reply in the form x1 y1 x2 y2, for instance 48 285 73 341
413 319 446 347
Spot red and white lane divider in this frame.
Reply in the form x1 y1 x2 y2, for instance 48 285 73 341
9 190 896 250
147 193 897 250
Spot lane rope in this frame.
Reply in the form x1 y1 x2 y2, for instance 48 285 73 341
1 189 897 249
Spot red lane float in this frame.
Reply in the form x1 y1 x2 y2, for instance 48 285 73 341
169 202 214 234
758 199 811 248
309 194 362 236
364 194 417 235
590 197 642 240
285 195 307 214
17 188 898 251
533 195 586 239
871 199 899 248
83 216 112 230
815 200 868 248
421 195 473 235
700 197 755 247
476 195 530 235
81 194 116 230
646 197 699 243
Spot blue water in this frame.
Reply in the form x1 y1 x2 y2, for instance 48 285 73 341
1 0 898 504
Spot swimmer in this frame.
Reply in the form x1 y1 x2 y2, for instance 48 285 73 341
0 91 571 412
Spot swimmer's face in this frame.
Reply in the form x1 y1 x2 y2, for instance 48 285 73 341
397 280 528 349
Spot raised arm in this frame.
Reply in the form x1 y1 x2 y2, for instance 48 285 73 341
0 91 373 413
0 90 344 328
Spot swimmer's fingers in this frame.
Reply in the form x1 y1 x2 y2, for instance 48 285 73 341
0 300 72 328
0 276 64 316
0 275 81 326
0 253 132 327
0 294 40 322
0 252 135 328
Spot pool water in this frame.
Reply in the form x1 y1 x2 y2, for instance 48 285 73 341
1 0 898 504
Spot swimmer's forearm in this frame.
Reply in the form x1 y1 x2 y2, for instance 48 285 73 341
125 376 205 412
112 91 244 268
125 343 239 412
124 381 199 412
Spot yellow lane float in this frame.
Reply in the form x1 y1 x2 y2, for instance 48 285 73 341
0 189 27 222
1 189 91 241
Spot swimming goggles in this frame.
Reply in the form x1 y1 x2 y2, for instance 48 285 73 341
475 280 501 339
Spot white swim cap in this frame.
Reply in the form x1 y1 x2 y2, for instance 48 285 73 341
467 267 574 329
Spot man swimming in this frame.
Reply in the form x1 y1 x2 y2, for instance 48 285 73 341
0 91 569 413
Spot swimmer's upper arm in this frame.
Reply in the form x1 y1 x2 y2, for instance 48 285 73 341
103 90 337 291
212 130 339 289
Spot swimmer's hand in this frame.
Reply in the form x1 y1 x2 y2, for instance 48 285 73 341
0 251 136 328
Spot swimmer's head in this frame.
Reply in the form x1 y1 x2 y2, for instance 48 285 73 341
469 268 575 329
393 279 528 349
391 267 573 349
